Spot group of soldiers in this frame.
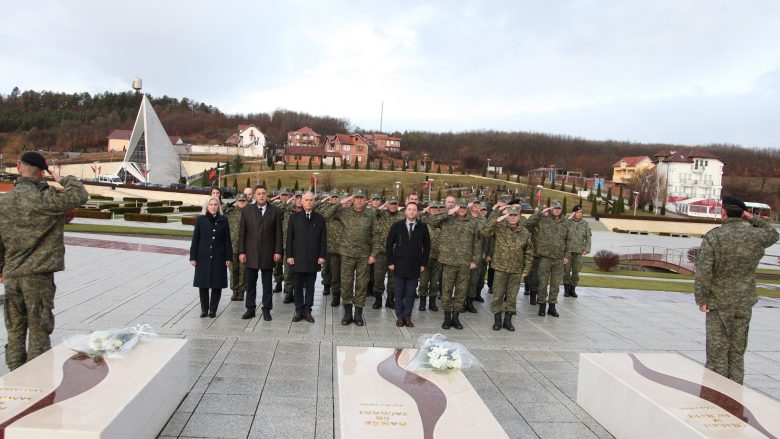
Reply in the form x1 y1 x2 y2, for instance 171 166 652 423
222 186 591 331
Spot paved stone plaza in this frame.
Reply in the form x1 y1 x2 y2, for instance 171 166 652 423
1 232 779 439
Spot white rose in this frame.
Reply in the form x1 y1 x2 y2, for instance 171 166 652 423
112 340 123 349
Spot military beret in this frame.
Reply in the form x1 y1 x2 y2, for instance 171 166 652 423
506 205 521 215
370 193 381 200
21 152 48 171
722 196 747 211
572 205 582 212
353 188 366 197
551 200 562 208
387 195 399 204
471 198 481 204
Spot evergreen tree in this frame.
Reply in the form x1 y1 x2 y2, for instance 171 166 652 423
293 179 299 191
660 205 666 215
232 177 238 192
400 187 405 201
276 178 282 190
271 161 276 170
331 159 336 170
457 189 462 198
603 198 611 215
354 157 359 168
583 181 588 191
262 179 266 187
295 160 300 170
506 172 511 181
307 157 312 170
492 168 498 178
492 191 498 203
224 162 231 175
390 160 396 171
560 180 566 192
378 158 383 170
615 192 625 214
606 187 612 204
481 165 487 177
550 179 556 190
596 186 602 199
245 177 250 189
283 161 288 170
571 182 577 193
437 164 442 174
590 195 598 217
562 197 567 214
448 165 453 174
541 174 546 187
546 196 551 208
342 157 347 169
365 158 371 170
402 160 407 172
319 159 324 170
436 188 442 201
515 174 521 183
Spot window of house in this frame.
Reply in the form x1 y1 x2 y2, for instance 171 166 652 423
344 145 351 151
357 156 362 161
296 155 301 160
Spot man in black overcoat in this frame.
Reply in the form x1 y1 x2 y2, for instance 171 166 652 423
386 202 430 327
238 185 283 320
287 191 327 322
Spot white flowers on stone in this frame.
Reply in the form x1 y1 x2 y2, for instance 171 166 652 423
423 342 464 370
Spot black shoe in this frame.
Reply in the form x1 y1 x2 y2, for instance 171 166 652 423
428 296 438 312
292 313 303 322
331 294 341 307
473 292 484 303
274 283 282 293
385 297 395 309
442 311 452 330
241 309 255 319
537 303 546 316
530 292 538 306
492 313 502 331
262 310 272 321
569 286 578 298
523 289 530 296
547 303 559 317
341 304 353 325
503 312 515 331
208 312 216 318
452 312 464 330
283 293 294 304
419 298 427 311
464 298 477 313
323 285 331 296
354 307 364 326
563 285 572 297
488 289 493 295
372 294 382 309
200 311 207 318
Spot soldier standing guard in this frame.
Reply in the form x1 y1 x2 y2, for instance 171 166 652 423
318 192 342 305
694 196 778 384
563 205 591 298
0 152 88 370
272 188 292 292
418 201 442 311
225 194 249 301
465 199 488 312
525 201 570 318
372 195 403 309
281 191 303 304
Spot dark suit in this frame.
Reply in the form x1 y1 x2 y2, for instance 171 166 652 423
190 214 232 314
386 220 430 318
287 210 327 314
238 203 283 311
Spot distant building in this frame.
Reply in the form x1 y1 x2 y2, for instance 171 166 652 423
324 134 369 165
107 129 183 153
283 146 340 167
653 149 724 204
612 156 654 184
217 124 266 157
364 133 401 154
287 127 321 148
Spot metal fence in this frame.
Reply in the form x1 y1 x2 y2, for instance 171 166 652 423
617 246 697 273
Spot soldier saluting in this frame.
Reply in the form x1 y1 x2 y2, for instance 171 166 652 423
694 196 779 384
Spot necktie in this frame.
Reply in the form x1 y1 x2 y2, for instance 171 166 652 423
259 206 264 217
408 223 414 239
306 212 311 220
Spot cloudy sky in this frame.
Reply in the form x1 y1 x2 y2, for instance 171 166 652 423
2 0 779 148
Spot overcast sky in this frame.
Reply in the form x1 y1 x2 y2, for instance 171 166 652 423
2 0 779 148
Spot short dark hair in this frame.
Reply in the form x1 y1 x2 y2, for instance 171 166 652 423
723 206 744 218
405 201 420 210
254 184 267 192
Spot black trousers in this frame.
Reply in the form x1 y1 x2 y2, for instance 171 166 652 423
294 272 317 314
199 288 222 313
487 265 495 290
245 268 273 311
393 275 419 319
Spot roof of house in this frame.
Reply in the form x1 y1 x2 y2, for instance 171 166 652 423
655 149 721 163
326 134 367 145
612 156 650 168
107 129 182 144
238 124 257 132
289 126 319 136
286 146 325 157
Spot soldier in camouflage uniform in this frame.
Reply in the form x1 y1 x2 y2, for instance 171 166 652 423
694 196 779 384
272 188 292 292
0 152 88 370
281 191 304 303
418 202 442 311
563 205 591 298
318 192 342 305
465 199 488 312
366 194 381 302
372 195 403 309
225 194 249 301
481 204 533 331
525 201 570 318
425 199 481 330
319 189 381 326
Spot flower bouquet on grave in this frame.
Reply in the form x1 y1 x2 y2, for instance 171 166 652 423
66 324 157 359
407 333 480 372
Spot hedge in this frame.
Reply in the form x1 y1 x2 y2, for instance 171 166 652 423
110 207 142 214
178 205 202 213
146 206 175 214
124 213 168 223
146 201 164 207
181 216 197 226
94 203 120 210
89 194 114 200
122 202 143 207
165 200 184 206
74 209 112 219
123 197 148 202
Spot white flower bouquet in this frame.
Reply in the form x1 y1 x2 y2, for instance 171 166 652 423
408 334 480 372
66 324 157 359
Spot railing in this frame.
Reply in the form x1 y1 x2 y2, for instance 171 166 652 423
617 246 696 274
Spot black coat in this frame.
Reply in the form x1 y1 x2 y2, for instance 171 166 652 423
190 214 232 288
386 220 430 279
237 202 283 270
286 210 327 273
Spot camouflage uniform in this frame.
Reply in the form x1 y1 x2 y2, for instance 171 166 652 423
694 217 779 384
281 204 302 296
319 203 380 308
0 176 88 370
468 215 489 299
225 206 245 297
418 222 442 298
317 201 342 300
271 199 287 289
525 213 570 305
373 208 403 302
524 217 541 298
426 211 481 312
480 212 534 314
563 218 591 288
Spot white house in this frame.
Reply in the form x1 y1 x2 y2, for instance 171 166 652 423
236 124 266 149
653 149 723 206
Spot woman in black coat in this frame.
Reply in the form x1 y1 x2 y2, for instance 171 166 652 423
190 197 232 318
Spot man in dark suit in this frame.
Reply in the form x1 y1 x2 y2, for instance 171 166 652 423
386 202 430 327
287 191 327 323
238 184 283 321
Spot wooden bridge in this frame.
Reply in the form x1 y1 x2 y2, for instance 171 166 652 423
618 246 696 275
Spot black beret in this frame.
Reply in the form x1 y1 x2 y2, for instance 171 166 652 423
21 152 48 171
572 205 582 212
722 196 747 211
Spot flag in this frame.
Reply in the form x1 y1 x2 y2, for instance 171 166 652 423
208 169 217 180
310 176 316 186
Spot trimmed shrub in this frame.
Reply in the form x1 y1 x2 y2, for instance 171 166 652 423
110 207 142 214
165 200 184 206
94 203 119 210
181 216 197 226
122 202 143 207
89 194 114 200
594 250 620 272
178 205 202 213
146 201 164 207
124 213 168 223
123 197 148 202
146 206 175 214
73 208 112 219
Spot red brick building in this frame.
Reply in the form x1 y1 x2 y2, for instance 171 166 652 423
323 134 369 165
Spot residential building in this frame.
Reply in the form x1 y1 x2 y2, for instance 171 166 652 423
653 149 724 204
287 127 321 148
364 133 401 154
283 146 341 167
611 156 654 184
107 129 183 152
323 134 369 165
220 124 266 157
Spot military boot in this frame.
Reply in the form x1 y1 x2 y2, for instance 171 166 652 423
569 286 578 298
503 312 515 331
385 295 395 309
341 304 353 325
523 284 531 296
464 298 477 313
323 285 331 296
442 311 452 330
372 293 383 309
419 297 427 311
230 290 239 301
428 296 438 311
473 291 484 303
451 312 464 330
354 307 365 326
547 303 559 318
492 313 502 331
537 303 546 316
331 293 341 307
236 291 244 301
563 284 572 297
274 283 283 293
283 292 294 304
530 291 538 305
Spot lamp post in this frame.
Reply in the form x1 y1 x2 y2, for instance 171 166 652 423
633 191 640 216
313 172 319 196
423 153 428 172
428 178 433 202
395 181 401 197
487 158 491 176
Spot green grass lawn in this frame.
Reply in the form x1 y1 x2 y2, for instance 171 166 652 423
65 223 192 237
582 266 693 280
582 271 779 297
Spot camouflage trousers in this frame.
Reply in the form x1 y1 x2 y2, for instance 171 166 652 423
341 255 370 307
441 264 471 312
524 256 541 293
3 273 56 371
230 253 246 293
273 249 284 286
283 259 294 294
467 256 486 298
321 252 341 296
537 256 564 304
418 258 442 297
563 252 583 286
372 253 395 298
705 308 752 384
491 271 524 314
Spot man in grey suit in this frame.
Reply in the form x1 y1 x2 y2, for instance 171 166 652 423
238 185 283 321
